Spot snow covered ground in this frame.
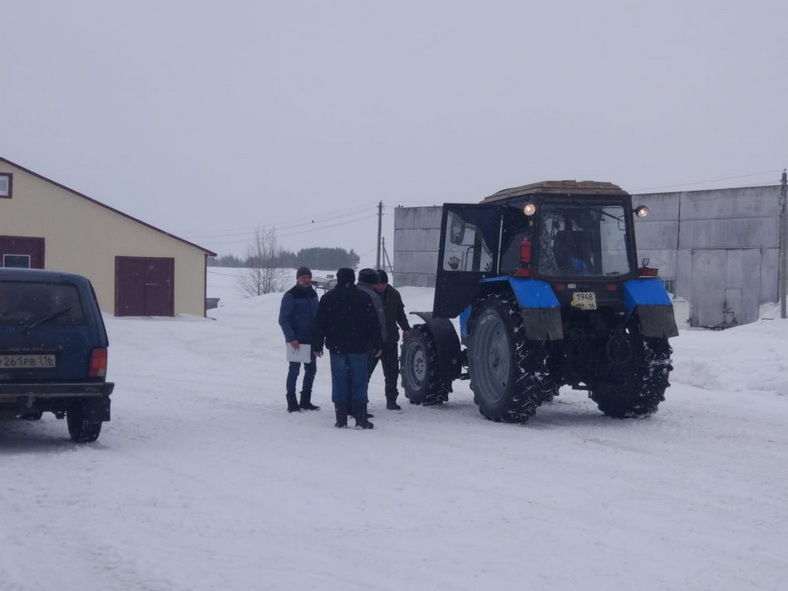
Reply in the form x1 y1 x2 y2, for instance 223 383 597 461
1 269 787 590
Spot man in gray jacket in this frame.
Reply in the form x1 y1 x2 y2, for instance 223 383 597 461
371 269 411 410
357 268 387 342
357 268 387 412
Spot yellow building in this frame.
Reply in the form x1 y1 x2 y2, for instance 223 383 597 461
0 157 215 316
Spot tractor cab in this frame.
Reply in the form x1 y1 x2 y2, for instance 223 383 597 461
435 181 641 319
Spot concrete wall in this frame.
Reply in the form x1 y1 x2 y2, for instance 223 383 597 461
635 185 780 326
393 206 443 287
393 184 783 327
0 160 210 316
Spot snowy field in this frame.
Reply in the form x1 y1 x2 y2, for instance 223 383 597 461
1 268 787 591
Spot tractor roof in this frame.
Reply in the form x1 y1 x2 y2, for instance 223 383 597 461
481 180 628 204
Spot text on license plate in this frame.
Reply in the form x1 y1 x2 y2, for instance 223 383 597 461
0 354 56 368
571 292 597 310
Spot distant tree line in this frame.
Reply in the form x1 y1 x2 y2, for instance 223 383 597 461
209 247 360 270
209 226 362 296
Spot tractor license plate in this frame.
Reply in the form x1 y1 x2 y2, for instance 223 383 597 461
571 292 597 310
0 354 56 369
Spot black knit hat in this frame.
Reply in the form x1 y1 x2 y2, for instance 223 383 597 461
376 269 388 284
358 268 377 285
296 266 312 278
336 267 355 285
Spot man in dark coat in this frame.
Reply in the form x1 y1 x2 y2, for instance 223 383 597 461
313 267 382 429
371 269 411 410
278 266 320 412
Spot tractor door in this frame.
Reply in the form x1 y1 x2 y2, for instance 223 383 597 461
498 205 535 277
433 204 501 318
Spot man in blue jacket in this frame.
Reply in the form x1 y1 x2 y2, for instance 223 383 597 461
278 266 320 412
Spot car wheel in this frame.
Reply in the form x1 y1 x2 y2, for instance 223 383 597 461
67 403 102 443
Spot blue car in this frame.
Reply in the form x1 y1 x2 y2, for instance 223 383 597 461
0 268 115 442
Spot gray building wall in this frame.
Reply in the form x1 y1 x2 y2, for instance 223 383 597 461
393 185 782 328
393 206 443 287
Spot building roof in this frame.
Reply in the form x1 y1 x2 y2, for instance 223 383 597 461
0 157 216 256
481 180 628 204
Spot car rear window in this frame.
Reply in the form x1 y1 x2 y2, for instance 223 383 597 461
0 281 86 326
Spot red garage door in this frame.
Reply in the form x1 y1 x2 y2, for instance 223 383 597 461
115 256 174 316
0 236 45 268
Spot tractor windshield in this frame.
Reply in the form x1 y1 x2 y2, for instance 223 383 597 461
537 202 632 278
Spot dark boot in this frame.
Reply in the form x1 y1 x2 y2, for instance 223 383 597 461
299 391 320 411
347 400 373 418
286 392 300 413
334 403 348 428
354 403 374 429
386 395 401 411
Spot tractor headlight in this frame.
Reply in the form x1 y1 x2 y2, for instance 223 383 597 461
634 205 649 218
523 203 536 216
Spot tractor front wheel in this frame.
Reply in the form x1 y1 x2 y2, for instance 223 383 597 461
467 293 554 422
400 325 451 406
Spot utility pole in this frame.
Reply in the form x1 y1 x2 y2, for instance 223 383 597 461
780 169 787 318
382 236 393 274
376 201 383 269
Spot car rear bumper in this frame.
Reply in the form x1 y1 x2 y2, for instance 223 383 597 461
0 382 114 401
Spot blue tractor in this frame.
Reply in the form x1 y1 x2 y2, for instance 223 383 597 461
400 180 678 422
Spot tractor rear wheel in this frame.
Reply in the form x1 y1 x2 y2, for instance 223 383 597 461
467 293 554 422
589 333 672 418
400 325 451 406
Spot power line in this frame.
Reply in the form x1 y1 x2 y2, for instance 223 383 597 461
391 169 787 204
358 245 377 257
184 204 372 240
277 213 376 238
187 213 377 246
632 169 784 193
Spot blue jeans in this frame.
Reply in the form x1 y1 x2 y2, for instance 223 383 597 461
329 353 369 406
286 356 316 395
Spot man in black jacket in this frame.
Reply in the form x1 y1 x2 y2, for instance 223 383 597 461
313 268 383 429
371 269 411 410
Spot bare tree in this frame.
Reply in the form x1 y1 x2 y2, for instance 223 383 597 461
238 226 285 296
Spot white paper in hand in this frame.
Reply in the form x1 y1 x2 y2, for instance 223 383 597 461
286 343 311 363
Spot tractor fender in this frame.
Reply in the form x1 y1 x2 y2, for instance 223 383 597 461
409 312 462 381
622 279 679 338
479 277 563 341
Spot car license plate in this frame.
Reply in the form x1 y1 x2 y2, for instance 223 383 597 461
0 354 56 368
571 292 597 310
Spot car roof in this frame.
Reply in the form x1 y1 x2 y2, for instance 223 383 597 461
0 268 91 286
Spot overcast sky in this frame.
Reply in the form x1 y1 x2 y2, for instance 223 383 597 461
3 0 787 263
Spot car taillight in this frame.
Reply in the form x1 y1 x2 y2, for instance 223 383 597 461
639 267 659 277
89 348 108 378
520 236 532 264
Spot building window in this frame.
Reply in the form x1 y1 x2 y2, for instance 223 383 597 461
2 254 31 268
0 173 11 199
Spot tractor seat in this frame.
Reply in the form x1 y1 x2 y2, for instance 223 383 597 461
552 231 590 274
